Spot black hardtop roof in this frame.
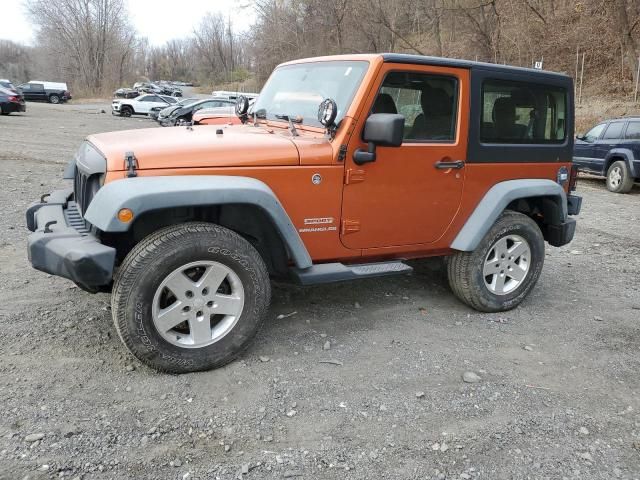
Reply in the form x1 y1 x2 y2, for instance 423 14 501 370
382 53 571 81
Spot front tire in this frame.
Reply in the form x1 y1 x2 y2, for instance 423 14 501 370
447 211 545 312
49 94 60 104
120 106 133 117
111 222 271 373
606 160 634 193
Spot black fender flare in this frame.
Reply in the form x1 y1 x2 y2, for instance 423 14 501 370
83 175 313 269
604 149 637 177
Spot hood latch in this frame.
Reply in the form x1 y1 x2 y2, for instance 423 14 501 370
124 151 138 178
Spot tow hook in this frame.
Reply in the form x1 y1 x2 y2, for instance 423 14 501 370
44 220 57 233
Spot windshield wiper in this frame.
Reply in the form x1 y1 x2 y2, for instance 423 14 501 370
274 113 303 136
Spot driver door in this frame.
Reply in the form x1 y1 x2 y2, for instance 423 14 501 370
341 63 468 249
574 123 605 174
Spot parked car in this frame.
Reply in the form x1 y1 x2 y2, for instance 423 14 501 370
211 90 258 101
0 79 19 93
162 85 183 97
159 98 235 126
0 86 26 115
193 98 256 125
113 88 139 99
26 53 581 373
150 97 199 121
134 82 182 97
134 82 162 94
573 117 640 193
17 81 71 104
112 94 178 117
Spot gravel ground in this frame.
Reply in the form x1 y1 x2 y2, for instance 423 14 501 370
0 102 639 480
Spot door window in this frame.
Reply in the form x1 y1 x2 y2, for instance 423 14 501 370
584 123 606 142
195 101 216 110
375 71 457 142
30 83 44 92
602 122 624 140
625 121 640 140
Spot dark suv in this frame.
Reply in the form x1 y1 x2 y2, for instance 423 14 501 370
573 117 640 193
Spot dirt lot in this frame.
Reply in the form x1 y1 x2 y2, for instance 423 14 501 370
0 102 639 480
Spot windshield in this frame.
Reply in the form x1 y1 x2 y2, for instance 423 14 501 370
253 60 368 128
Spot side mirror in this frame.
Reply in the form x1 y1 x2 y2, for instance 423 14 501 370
575 133 585 141
353 114 405 165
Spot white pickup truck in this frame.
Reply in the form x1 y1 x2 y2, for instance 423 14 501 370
112 94 178 117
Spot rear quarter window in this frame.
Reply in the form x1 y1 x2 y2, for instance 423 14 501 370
480 79 567 144
624 121 640 140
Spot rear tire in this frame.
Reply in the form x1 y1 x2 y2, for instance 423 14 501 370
111 222 271 373
49 94 60 104
447 211 545 312
606 160 634 193
120 106 133 117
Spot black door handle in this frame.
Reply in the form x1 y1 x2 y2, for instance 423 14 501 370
434 160 464 170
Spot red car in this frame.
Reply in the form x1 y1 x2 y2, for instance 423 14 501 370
192 106 242 125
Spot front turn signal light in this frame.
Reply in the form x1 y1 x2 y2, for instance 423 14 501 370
117 208 134 223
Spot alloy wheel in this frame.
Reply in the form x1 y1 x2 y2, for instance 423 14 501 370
609 166 622 188
152 260 245 348
483 234 531 295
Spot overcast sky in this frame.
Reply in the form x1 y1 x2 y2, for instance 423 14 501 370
1 0 254 46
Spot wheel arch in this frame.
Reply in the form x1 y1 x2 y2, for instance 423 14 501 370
451 179 567 251
85 176 312 272
605 149 637 177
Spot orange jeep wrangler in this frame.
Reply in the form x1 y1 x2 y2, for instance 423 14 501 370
26 54 582 373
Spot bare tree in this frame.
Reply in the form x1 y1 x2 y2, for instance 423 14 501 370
25 0 135 94
0 40 33 82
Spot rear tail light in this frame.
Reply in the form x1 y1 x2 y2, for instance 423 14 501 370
569 164 579 191
8 96 18 102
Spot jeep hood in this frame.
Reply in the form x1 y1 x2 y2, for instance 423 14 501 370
88 125 301 171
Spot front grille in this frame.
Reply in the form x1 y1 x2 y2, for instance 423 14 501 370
64 201 90 235
73 169 100 216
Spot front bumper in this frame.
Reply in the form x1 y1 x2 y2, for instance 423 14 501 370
158 117 175 126
26 189 116 289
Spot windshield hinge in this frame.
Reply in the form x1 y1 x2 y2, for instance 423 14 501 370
338 144 347 162
124 151 138 178
288 118 299 137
